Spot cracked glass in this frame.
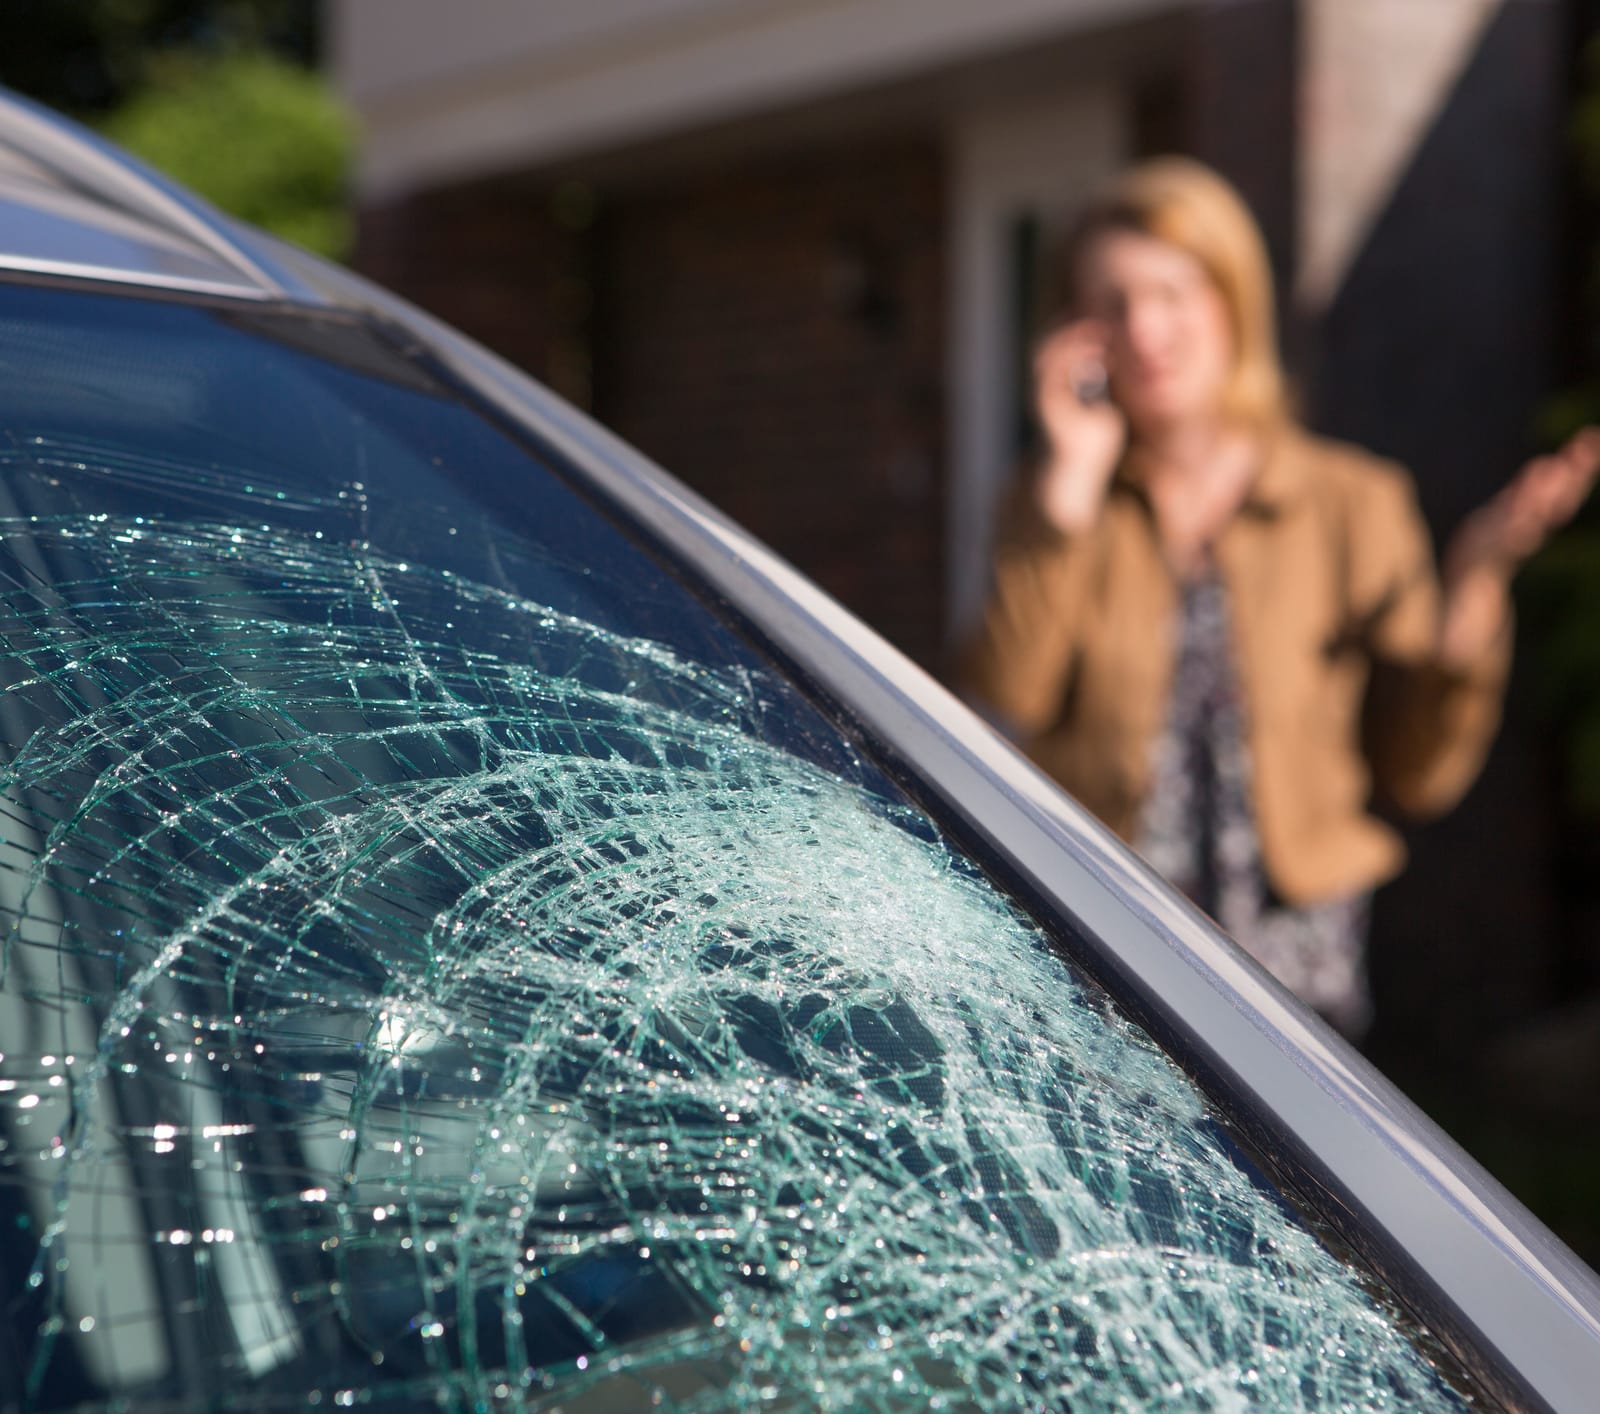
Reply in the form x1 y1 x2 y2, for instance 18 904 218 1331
0 282 1482 1411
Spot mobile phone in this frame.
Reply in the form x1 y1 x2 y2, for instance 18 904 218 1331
1074 360 1109 406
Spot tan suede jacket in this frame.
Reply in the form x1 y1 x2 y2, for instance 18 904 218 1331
957 427 1511 906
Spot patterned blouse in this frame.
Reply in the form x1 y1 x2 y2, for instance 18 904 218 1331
1136 568 1373 1038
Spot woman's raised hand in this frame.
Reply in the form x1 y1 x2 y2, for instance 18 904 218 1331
1439 426 1600 668
1451 427 1600 573
1032 319 1127 533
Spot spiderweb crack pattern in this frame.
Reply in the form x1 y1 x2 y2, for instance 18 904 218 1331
0 513 1473 1411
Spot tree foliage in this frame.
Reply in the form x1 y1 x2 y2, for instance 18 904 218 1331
0 3 350 261
0 0 315 115
100 48 352 259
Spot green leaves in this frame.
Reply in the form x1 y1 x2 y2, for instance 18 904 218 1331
99 47 353 259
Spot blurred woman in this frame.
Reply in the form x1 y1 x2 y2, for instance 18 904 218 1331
958 157 1599 1036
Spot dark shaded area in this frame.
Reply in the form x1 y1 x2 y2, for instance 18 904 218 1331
1181 0 1300 358
0 0 316 114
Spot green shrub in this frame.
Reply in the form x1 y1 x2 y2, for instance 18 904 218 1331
100 48 352 259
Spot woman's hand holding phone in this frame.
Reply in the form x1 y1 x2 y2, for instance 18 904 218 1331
1032 319 1126 534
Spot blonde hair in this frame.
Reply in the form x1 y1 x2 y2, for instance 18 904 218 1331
1058 157 1290 430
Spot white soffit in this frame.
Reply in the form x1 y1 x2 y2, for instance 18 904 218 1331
336 0 1179 200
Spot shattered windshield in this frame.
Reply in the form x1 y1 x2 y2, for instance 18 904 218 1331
0 282 1479 1411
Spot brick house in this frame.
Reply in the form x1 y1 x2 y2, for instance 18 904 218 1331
330 0 1585 1056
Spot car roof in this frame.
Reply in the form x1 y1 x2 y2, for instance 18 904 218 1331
0 86 330 303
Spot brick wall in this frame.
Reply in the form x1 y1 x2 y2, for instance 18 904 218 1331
355 137 948 668
593 138 947 666
356 176 594 410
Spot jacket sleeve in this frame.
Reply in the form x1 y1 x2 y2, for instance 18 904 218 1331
953 479 1096 740
1355 466 1512 819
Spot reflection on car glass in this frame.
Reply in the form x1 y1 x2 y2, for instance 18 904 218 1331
214 305 450 396
0 284 1478 1410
